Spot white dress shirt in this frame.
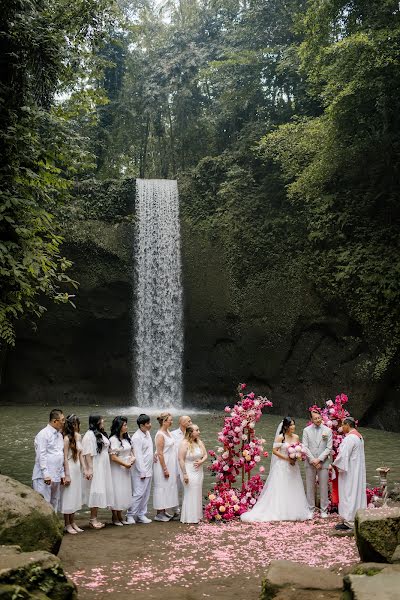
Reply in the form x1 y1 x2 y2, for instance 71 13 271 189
32 424 64 482
171 428 184 447
131 429 154 478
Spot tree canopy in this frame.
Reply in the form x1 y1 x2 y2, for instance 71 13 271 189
1 0 400 386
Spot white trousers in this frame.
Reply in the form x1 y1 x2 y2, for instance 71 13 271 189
305 465 329 512
32 479 61 512
126 475 152 518
171 475 183 513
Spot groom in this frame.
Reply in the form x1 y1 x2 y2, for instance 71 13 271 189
302 408 333 517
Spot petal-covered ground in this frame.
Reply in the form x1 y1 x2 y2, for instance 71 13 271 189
62 516 359 599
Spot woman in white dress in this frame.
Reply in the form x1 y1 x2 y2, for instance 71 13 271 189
153 412 178 522
178 424 207 524
241 417 313 522
61 414 85 534
82 415 114 529
109 416 135 526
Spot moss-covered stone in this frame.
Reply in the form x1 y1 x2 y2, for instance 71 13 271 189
0 476 63 555
0 546 77 600
355 507 400 563
260 560 342 599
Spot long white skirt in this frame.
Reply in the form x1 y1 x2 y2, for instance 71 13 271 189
180 459 204 524
153 457 178 510
60 457 83 514
82 447 114 509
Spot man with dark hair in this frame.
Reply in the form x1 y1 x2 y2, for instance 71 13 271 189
125 414 153 525
333 416 367 530
303 408 333 517
32 409 65 510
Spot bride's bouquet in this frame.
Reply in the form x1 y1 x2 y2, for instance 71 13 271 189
287 442 307 461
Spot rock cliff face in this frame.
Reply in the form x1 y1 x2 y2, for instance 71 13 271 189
1 181 399 429
2 219 133 405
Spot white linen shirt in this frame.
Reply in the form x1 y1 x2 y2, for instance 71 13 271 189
131 429 154 478
171 428 184 446
32 424 64 482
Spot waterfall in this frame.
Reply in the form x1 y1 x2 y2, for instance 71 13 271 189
133 179 183 408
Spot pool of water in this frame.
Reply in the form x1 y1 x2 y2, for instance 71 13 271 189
0 405 399 504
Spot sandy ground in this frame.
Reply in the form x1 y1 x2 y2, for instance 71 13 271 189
59 513 359 600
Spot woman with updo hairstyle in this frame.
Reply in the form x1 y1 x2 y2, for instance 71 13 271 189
241 416 312 523
178 424 207 523
60 414 85 534
82 415 114 529
153 412 178 521
109 416 135 526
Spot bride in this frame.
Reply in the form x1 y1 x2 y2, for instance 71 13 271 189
241 417 313 522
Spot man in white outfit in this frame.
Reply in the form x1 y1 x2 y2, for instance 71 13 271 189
302 409 333 517
125 414 154 524
169 415 192 518
32 409 65 511
333 416 367 530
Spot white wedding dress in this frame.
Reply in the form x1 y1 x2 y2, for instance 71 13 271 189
241 441 313 522
180 444 204 524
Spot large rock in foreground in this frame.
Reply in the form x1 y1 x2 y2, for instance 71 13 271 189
344 563 400 599
260 560 342 599
355 507 400 563
0 475 63 554
0 545 77 599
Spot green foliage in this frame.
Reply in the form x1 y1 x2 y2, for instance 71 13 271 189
90 0 310 179
259 0 400 377
0 0 117 345
67 178 136 221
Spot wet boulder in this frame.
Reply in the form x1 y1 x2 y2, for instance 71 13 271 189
260 560 342 599
0 474 63 555
355 506 400 563
0 545 77 599
344 563 400 599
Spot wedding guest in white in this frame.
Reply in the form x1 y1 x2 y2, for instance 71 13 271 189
109 416 135 526
125 414 154 525
153 412 178 522
32 409 65 511
333 417 367 530
178 424 207 524
171 415 193 448
170 415 192 518
82 415 114 529
61 414 85 534
302 409 333 517
241 417 312 522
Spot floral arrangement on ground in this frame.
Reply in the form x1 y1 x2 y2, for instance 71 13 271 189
205 384 272 521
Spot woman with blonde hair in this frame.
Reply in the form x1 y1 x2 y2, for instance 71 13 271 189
178 424 207 523
153 412 178 521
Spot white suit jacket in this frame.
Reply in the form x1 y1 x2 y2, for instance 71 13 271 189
302 424 332 469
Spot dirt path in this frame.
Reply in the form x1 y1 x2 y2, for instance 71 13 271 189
59 515 358 600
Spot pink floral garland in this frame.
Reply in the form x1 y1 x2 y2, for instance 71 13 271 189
205 383 272 521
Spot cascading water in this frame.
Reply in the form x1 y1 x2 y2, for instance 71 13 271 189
133 179 183 408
